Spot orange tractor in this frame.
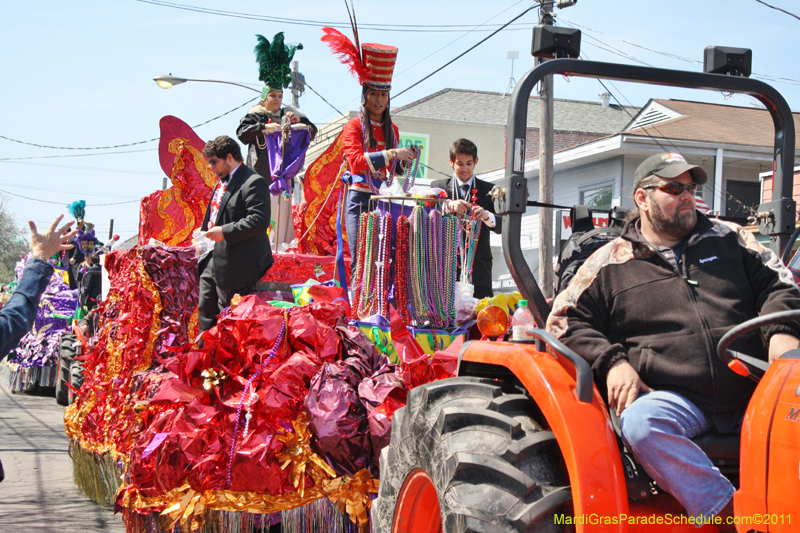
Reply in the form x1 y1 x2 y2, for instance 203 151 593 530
372 44 800 533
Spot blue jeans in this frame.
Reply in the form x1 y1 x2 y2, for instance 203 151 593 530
620 390 734 522
345 189 372 272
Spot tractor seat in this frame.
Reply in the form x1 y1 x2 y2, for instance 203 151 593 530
692 433 740 474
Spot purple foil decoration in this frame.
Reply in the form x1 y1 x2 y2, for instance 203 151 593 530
8 258 78 370
140 246 198 356
265 129 311 196
10 331 62 368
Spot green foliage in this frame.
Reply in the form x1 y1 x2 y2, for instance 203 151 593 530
0 195 30 285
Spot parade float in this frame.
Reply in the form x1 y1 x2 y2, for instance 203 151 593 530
64 28 521 533
5 259 78 391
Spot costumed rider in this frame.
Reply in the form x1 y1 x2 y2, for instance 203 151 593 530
237 32 317 251
546 152 800 531
65 200 92 290
432 138 502 299
321 27 417 272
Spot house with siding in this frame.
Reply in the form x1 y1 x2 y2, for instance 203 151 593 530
480 98 800 291
302 88 636 184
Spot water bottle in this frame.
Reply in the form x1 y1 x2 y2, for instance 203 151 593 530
511 300 536 341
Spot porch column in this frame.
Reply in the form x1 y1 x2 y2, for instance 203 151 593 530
713 148 724 215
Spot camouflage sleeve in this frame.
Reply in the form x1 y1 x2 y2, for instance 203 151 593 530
546 239 632 382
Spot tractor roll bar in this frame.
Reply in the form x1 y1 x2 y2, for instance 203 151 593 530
528 328 593 403
498 58 796 324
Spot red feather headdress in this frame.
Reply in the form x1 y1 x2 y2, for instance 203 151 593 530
321 27 368 86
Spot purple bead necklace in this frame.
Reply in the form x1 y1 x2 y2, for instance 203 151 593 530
225 316 287 489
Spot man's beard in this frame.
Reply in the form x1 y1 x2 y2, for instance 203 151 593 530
646 194 697 240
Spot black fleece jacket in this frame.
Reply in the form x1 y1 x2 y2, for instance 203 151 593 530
547 212 800 432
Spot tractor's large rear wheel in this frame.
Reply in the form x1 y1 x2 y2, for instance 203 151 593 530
373 377 574 533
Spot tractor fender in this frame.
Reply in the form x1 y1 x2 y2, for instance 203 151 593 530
459 340 630 529
736 356 800 527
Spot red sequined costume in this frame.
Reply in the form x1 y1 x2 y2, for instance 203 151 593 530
342 116 400 193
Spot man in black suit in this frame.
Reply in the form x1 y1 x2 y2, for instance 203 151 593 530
199 136 273 333
431 138 502 299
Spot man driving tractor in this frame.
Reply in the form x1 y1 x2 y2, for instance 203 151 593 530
547 152 800 530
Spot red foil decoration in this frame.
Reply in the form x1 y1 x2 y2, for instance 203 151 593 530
139 116 215 246
259 251 351 286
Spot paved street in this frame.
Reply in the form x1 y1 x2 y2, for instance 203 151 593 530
0 365 126 532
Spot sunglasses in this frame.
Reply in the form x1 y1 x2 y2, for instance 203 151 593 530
643 181 698 196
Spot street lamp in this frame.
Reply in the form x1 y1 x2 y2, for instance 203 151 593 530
153 74 260 93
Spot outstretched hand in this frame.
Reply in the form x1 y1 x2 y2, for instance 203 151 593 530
29 215 78 260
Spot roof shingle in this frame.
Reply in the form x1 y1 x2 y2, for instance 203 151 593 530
626 99 800 149
393 88 636 134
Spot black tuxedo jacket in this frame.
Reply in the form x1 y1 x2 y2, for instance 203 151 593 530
431 176 502 292
201 164 273 291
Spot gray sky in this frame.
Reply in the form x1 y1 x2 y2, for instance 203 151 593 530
2 0 799 243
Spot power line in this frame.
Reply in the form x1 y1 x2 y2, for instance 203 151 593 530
557 19 786 110
395 0 526 78
754 0 800 22
305 82 345 117
0 97 257 151
559 16 800 88
0 161 161 175
0 148 156 162
308 0 529 121
0 180 144 199
303 0 532 124
394 5 539 98
0 188 141 206
134 0 534 32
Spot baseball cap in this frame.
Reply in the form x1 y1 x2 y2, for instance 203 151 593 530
633 152 708 190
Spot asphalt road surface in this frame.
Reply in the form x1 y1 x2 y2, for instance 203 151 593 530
0 365 126 532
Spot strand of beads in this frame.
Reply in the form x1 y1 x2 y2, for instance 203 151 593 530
408 206 430 326
226 315 287 489
356 211 380 319
394 215 413 324
350 212 370 315
427 209 446 329
459 216 482 284
396 146 422 193
374 211 392 317
442 213 459 323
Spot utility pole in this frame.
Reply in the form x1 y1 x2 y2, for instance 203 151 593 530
290 61 306 108
538 0 555 299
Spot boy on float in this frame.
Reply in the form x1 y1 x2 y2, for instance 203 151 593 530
321 28 416 271
432 138 502 299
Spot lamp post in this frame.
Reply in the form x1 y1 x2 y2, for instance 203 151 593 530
153 74 260 93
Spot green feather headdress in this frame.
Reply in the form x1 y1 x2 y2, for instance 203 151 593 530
254 32 303 99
